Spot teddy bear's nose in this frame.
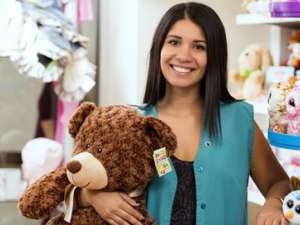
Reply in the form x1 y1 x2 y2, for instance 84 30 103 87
66 160 82 174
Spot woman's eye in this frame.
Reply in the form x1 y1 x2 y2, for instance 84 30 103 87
194 44 206 51
168 39 179 46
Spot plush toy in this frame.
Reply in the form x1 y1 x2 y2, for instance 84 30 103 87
267 77 295 132
288 31 300 70
283 177 300 225
283 190 300 224
268 82 288 133
242 0 269 14
281 86 300 135
21 138 63 185
18 103 177 225
230 44 273 100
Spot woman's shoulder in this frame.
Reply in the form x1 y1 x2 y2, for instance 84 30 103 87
221 100 254 116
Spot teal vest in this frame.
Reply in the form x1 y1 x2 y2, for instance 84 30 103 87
138 101 254 225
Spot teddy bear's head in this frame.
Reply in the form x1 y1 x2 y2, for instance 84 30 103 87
65 102 177 193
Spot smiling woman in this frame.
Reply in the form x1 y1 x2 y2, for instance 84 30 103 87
78 2 291 225
160 18 207 90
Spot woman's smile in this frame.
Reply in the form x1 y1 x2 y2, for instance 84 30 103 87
170 64 196 74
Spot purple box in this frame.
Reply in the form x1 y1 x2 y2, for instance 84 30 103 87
270 1 300 17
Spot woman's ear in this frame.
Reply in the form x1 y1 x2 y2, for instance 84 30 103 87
143 116 177 155
68 102 96 138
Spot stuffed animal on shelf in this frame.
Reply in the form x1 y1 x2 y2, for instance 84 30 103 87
230 44 273 100
268 82 288 133
18 102 177 225
281 86 300 135
242 0 269 14
288 30 300 70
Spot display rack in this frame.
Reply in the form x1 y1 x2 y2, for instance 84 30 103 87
268 130 300 150
236 13 300 27
236 13 300 206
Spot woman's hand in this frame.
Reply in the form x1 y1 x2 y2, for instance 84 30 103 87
256 197 288 225
80 189 145 225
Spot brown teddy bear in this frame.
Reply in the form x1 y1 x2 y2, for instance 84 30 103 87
18 102 177 225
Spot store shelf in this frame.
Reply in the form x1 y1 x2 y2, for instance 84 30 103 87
268 130 300 150
236 13 300 27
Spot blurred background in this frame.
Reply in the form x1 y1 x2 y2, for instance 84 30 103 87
1 0 300 224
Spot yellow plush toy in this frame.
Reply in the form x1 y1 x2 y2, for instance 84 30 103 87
230 44 273 100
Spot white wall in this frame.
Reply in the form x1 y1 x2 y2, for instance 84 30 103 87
99 0 139 105
99 0 270 105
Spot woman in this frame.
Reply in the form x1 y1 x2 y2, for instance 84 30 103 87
80 2 291 225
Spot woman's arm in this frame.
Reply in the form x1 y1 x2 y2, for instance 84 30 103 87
79 189 145 225
250 122 291 225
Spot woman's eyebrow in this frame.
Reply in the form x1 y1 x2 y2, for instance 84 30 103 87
166 35 206 43
193 40 206 43
166 35 181 39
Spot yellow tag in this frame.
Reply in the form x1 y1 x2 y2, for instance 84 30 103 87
153 147 172 177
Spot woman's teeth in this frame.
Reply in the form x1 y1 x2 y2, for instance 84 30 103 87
172 65 193 73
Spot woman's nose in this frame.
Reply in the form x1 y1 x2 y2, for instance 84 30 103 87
176 45 193 62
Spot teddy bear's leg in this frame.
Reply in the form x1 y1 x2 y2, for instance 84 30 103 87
45 207 107 225
68 207 107 225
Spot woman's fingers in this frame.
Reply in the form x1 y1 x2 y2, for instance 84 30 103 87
110 215 131 225
120 200 144 221
106 219 119 225
117 209 144 225
280 218 288 225
120 193 139 206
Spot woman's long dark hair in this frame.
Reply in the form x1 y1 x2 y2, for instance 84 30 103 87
143 2 236 140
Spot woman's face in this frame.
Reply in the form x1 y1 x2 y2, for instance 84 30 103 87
160 18 207 89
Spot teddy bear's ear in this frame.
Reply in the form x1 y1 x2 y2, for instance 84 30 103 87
68 102 96 138
143 116 177 155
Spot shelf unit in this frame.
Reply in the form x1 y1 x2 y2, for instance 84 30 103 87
236 13 300 27
236 13 300 206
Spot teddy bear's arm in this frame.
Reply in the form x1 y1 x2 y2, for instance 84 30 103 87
18 168 69 219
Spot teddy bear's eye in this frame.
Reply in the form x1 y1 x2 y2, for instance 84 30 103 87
97 148 102 154
85 144 91 148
